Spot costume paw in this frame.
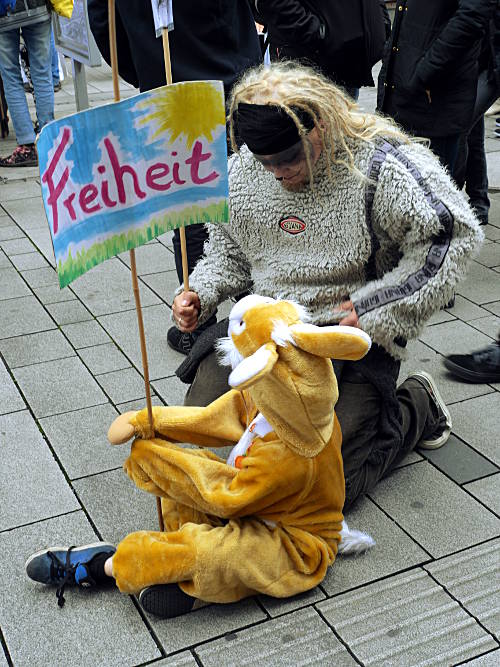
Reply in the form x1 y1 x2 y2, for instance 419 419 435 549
108 411 137 445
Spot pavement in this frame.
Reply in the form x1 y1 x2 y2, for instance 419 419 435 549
0 61 499 667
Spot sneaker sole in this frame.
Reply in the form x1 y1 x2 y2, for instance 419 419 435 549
443 358 500 384
25 542 115 582
139 584 198 618
409 371 452 449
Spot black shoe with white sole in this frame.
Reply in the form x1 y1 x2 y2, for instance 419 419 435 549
443 342 500 384
408 371 452 449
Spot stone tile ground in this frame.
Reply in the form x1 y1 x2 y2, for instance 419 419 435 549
0 60 499 667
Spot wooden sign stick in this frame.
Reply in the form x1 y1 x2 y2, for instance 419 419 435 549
108 0 164 531
162 28 190 292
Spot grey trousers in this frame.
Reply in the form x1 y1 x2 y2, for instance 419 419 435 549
184 346 438 509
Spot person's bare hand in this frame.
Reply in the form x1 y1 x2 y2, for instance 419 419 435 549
333 300 360 328
172 291 200 332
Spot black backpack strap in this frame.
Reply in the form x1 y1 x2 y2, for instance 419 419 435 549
364 136 403 281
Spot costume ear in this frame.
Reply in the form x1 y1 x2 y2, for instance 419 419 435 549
228 342 278 390
107 411 137 445
289 323 371 361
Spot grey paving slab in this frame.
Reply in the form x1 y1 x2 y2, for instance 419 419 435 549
426 308 455 326
153 376 189 406
96 367 148 404
476 242 500 268
24 225 56 266
0 267 31 301
99 304 185 381
457 260 500 303
0 410 79 529
469 314 500 339
419 319 495 356
0 225 25 241
393 449 423 468
2 196 48 230
45 299 93 325
0 215 12 227
78 342 131 375
0 237 34 255
116 394 164 413
61 319 111 348
33 283 75 304
259 587 326 618
400 339 494 405
20 265 59 289
0 249 9 268
322 496 428 596
0 295 55 339
369 461 500 558
425 539 500 639
70 257 161 316
120 243 177 275
13 356 108 418
196 607 356 667
73 467 159 544
449 393 500 466
0 329 74 368
446 294 493 321
156 652 198 667
40 404 127 480
0 358 25 415
419 435 499 484
465 474 500 516
483 224 500 241
10 251 49 271
464 650 500 665
0 178 41 202
141 270 181 306
318 568 497 667
0 513 161 667
157 229 174 246
483 300 500 317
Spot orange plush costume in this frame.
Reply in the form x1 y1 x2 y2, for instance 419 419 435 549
107 295 373 603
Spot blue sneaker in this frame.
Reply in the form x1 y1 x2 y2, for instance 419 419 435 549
25 542 115 607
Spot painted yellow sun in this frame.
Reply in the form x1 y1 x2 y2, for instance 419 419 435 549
138 82 225 148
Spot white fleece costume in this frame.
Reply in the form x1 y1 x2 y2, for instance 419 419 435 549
182 139 482 360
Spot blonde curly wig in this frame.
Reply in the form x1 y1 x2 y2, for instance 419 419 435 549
228 61 409 182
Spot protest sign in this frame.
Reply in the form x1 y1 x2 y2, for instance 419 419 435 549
38 80 229 288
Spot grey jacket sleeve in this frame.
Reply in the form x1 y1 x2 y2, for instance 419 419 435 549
179 222 253 326
350 142 483 356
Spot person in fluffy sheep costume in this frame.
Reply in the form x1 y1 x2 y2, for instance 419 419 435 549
26 295 374 618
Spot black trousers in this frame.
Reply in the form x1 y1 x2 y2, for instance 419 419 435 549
183 345 438 509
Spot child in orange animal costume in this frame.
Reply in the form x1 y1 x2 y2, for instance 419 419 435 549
26 295 374 617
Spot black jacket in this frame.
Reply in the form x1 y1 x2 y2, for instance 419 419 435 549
87 0 262 97
254 0 389 87
378 0 497 138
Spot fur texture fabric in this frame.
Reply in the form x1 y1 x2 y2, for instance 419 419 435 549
110 296 374 603
180 140 483 360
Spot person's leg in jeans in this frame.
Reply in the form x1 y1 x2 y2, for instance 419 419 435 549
22 19 54 131
49 29 60 89
0 27 37 161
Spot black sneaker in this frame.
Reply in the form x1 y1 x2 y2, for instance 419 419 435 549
167 326 198 355
408 370 452 449
443 342 500 384
26 542 115 607
139 583 205 618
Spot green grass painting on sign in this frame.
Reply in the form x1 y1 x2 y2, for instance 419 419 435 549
56 200 229 288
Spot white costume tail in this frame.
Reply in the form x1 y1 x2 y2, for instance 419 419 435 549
338 520 375 555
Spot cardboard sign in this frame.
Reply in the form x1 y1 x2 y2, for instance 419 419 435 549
38 81 229 288
151 0 174 37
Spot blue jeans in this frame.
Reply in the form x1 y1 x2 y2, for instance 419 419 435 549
0 19 54 145
50 29 59 85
